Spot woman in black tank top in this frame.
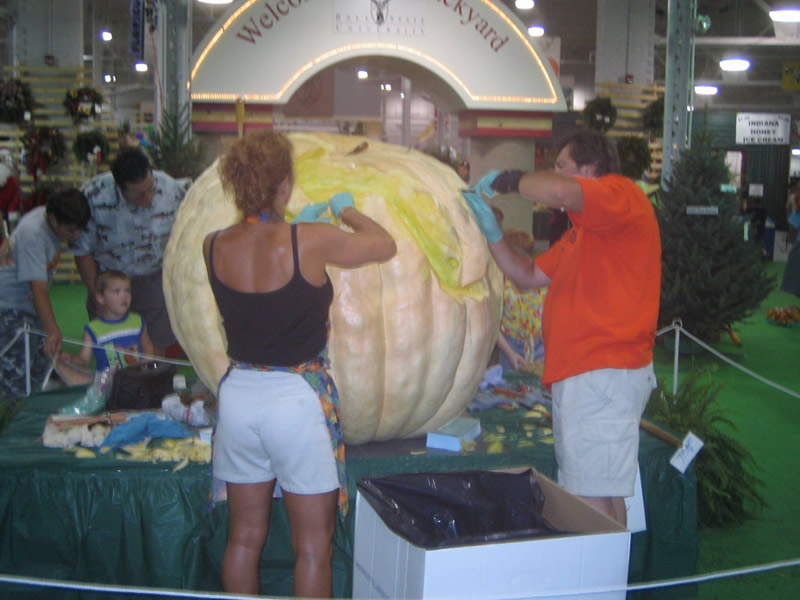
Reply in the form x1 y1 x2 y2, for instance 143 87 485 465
203 131 395 598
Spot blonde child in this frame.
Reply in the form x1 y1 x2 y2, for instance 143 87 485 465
58 270 154 382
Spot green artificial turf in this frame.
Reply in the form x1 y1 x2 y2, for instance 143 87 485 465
47 262 800 598
654 261 800 599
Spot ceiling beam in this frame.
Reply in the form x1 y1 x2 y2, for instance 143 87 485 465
656 35 800 46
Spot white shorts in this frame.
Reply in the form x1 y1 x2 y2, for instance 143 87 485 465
212 368 339 496
552 364 655 498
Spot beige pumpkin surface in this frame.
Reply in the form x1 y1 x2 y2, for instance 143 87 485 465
163 132 502 444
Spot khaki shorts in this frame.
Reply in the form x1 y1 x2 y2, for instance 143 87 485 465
552 364 655 497
212 368 339 495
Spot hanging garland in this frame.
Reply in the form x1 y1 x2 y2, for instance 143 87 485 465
63 87 104 124
21 126 66 180
0 78 34 124
73 129 110 165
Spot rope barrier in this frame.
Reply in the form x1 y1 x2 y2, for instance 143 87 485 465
0 327 194 385
3 556 800 598
657 319 800 400
3 323 799 597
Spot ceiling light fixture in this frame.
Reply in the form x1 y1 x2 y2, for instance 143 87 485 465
357 69 368 79
719 58 750 72
515 0 535 9
528 25 545 37
135 62 148 72
197 0 233 4
792 148 800 156
694 84 718 95
769 8 800 22
99 30 112 42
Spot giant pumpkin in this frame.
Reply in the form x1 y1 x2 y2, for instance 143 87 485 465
163 132 502 444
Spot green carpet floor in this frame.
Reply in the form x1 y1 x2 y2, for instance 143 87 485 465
652 260 800 599
46 261 800 599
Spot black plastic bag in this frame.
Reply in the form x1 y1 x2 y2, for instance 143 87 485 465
106 361 176 411
357 469 570 549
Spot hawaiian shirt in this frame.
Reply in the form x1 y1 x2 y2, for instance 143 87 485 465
70 171 191 276
500 279 547 363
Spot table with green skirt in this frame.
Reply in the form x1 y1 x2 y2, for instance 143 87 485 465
0 386 697 599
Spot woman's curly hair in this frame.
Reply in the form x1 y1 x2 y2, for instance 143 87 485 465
218 131 294 216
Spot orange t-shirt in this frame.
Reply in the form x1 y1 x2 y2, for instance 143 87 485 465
535 174 661 386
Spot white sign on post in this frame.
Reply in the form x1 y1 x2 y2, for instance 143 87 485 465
670 431 704 474
735 113 791 145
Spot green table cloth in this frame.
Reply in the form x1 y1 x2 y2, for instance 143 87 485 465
0 387 696 599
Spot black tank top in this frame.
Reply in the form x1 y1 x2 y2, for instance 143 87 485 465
208 224 334 366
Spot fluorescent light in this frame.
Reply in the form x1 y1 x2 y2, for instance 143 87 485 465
357 69 368 79
515 0 535 9
694 85 718 95
103 74 116 83
99 30 112 42
792 148 800 156
769 9 800 22
719 58 750 72
197 0 233 4
135 62 148 72
381 83 392 92
528 25 545 37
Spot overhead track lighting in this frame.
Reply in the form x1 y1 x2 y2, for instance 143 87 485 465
719 58 750 72
694 85 718 95
769 4 800 22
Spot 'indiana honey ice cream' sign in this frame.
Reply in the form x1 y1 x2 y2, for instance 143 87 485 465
735 113 791 145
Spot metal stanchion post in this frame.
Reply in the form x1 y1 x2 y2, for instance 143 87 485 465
23 321 31 397
672 319 682 396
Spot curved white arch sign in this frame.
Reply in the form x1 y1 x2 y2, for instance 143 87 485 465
191 0 566 111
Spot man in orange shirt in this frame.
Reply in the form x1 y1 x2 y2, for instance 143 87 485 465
464 130 661 525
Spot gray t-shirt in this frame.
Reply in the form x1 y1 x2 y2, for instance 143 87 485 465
0 206 61 315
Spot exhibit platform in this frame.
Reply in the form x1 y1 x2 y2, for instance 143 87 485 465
0 384 697 599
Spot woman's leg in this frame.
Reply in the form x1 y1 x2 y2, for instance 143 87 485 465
283 489 339 598
222 480 276 595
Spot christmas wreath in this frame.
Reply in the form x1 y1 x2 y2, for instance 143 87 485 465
63 86 104 124
21 126 66 179
73 128 110 165
22 179 65 214
0 78 34 124
582 97 617 133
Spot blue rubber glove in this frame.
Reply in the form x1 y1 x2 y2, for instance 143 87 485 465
291 201 329 223
329 192 355 219
462 190 503 244
471 169 500 199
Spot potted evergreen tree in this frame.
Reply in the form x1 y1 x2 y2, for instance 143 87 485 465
658 133 774 343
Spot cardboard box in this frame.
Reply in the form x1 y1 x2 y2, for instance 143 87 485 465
353 467 630 600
